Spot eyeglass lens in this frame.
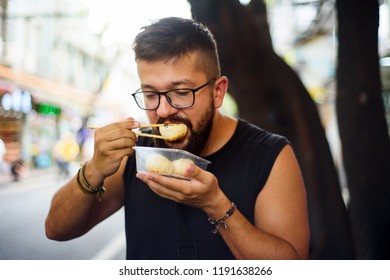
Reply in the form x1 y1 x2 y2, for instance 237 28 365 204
136 89 193 110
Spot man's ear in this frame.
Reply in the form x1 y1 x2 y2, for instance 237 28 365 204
213 76 228 109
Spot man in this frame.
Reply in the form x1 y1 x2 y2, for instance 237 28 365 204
45 17 310 260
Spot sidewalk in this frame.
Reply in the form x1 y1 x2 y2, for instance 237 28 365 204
0 166 57 186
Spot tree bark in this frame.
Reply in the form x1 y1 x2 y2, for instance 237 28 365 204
189 0 354 259
336 0 390 259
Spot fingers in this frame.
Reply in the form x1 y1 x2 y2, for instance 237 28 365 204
98 132 137 151
136 165 217 207
94 119 140 145
183 163 214 187
96 119 140 132
136 172 191 203
90 118 140 178
119 118 140 130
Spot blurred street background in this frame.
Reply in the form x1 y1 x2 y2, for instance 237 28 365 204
0 0 192 260
0 164 126 259
0 0 389 260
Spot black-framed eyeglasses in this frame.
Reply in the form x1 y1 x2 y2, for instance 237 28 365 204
131 78 217 110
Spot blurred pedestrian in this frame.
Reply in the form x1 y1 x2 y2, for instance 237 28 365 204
53 133 80 178
11 158 27 182
0 138 6 174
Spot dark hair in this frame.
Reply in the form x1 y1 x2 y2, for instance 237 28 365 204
133 17 220 77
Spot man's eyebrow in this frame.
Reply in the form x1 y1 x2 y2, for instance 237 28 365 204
170 79 193 87
141 79 194 90
140 83 155 90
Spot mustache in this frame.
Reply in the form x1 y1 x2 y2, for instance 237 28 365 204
156 117 192 131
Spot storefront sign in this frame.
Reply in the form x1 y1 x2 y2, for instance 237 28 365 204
37 103 61 116
0 89 32 113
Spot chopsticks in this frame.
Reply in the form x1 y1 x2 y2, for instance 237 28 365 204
137 124 166 139
87 123 167 139
88 123 171 129
134 131 165 139
139 123 171 128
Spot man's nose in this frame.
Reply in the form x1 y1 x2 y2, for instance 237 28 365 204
156 95 178 118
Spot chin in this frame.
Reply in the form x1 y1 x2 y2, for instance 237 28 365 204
155 137 188 150
165 139 189 150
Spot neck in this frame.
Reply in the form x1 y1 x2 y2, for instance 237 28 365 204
200 112 237 157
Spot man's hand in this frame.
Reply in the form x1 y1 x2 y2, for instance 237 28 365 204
135 163 225 211
88 118 140 182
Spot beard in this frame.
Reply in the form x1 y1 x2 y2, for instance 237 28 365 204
153 101 214 156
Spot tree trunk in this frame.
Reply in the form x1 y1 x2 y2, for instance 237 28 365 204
189 0 354 259
336 0 390 259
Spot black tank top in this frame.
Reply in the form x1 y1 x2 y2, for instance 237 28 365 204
123 119 288 259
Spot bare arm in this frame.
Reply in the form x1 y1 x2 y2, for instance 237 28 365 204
136 144 310 259
209 145 310 259
45 119 139 241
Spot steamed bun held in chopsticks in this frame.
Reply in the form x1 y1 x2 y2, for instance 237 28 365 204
159 123 187 141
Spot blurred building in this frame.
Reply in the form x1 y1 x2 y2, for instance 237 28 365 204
267 0 389 203
0 0 134 169
269 0 389 132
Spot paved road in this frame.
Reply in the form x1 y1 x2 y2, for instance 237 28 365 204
0 167 126 260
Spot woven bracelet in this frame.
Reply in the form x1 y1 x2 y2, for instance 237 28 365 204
78 162 106 202
76 169 96 195
208 202 236 234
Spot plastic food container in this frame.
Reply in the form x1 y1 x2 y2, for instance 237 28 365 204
133 146 211 179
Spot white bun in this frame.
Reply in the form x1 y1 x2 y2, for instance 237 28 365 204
172 158 194 177
160 124 187 141
145 153 174 174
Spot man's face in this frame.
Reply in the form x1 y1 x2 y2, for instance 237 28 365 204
136 53 215 155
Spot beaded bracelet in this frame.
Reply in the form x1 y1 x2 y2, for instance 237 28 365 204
208 202 236 234
77 162 106 202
